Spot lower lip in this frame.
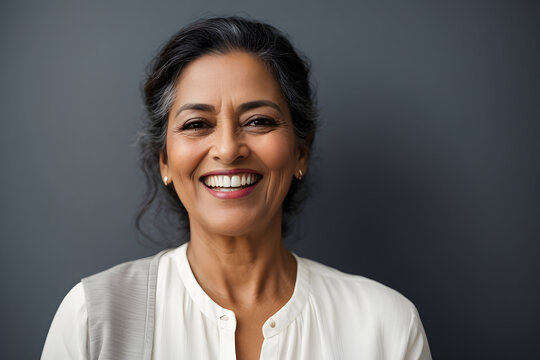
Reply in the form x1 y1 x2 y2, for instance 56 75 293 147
203 182 259 199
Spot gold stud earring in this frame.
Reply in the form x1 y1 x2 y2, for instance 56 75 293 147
163 176 169 185
298 169 304 179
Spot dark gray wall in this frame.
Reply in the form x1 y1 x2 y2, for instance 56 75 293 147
1 0 538 358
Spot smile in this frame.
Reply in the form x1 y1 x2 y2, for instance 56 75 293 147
202 174 261 191
200 170 262 199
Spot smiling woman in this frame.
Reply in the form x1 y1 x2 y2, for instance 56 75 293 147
138 18 316 244
162 52 306 238
41 17 431 360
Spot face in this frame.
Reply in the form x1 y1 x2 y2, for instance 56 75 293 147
160 51 309 238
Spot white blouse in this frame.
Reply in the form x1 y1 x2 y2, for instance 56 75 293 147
42 243 432 359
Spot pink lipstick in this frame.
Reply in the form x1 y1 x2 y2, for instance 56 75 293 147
200 169 262 199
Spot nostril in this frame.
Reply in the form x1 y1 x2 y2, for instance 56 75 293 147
211 141 249 164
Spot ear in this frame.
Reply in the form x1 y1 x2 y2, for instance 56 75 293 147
296 134 312 175
159 151 169 179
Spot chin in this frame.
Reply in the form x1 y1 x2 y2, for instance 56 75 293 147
190 204 282 238
208 220 261 237
190 210 258 237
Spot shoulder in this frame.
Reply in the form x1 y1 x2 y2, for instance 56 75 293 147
299 257 432 358
42 252 166 360
301 256 418 323
50 282 87 322
80 249 171 315
81 250 169 292
42 283 88 359
83 253 154 284
79 250 170 359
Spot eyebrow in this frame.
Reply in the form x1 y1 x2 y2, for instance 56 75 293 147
175 103 215 118
175 100 282 118
238 100 283 114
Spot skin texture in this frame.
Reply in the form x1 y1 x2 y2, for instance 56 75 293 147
160 51 309 359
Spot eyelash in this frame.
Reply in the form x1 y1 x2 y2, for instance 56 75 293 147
245 116 278 127
180 119 210 131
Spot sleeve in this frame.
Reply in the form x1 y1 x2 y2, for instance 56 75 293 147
403 307 432 360
41 283 88 360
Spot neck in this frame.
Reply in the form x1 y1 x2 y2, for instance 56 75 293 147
186 217 296 310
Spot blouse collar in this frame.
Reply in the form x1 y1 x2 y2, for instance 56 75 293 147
171 242 310 338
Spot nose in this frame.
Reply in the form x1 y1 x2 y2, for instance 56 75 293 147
210 121 249 164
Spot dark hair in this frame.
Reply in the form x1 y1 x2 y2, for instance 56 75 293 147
136 16 318 247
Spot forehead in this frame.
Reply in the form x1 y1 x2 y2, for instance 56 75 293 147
174 51 286 107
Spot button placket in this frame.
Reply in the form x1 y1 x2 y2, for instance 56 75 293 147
259 335 279 360
218 309 237 360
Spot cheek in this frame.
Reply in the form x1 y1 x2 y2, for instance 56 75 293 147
166 136 205 184
256 132 297 171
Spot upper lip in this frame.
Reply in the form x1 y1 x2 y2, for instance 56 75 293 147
200 168 261 178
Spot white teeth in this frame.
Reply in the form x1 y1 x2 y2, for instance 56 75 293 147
203 174 259 189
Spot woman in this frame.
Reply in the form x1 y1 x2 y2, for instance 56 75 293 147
42 17 431 360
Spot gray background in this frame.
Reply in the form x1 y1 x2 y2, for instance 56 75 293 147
1 0 539 358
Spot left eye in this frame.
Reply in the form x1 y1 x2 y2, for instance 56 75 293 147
246 117 276 126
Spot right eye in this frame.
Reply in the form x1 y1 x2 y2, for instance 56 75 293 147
182 119 209 130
